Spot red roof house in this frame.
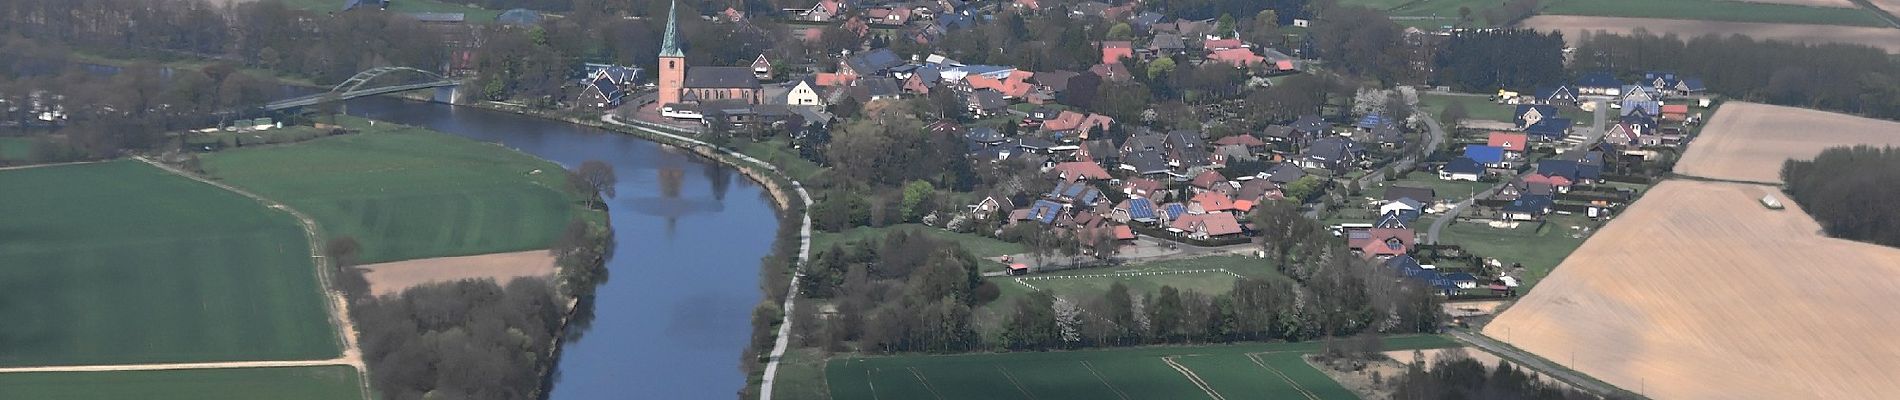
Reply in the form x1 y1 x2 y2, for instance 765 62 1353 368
1052 161 1112 181
1102 41 1134 65
1189 191 1237 214
1203 38 1243 50
1207 48 1264 67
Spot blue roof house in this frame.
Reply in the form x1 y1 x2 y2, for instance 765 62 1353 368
1464 145 1505 167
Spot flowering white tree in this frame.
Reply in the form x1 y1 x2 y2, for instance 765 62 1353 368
1053 296 1083 344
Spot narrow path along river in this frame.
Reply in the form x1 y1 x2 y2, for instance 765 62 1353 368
345 96 781 399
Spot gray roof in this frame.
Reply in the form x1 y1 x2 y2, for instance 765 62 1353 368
1034 70 1079 92
1150 34 1185 51
1122 150 1170 175
847 48 906 75
1265 163 1306 184
1385 186 1436 204
1261 125 1296 139
684 67 761 89
967 90 1007 110
1292 115 1329 134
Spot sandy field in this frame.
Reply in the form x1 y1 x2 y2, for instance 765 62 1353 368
1484 180 1900 399
1524 16 1900 53
356 250 557 296
1873 0 1900 15
1676 102 1900 183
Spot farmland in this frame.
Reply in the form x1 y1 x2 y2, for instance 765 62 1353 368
1523 16 1900 53
827 336 1459 400
0 161 337 366
1540 0 1890 26
270 0 502 21
1674 101 1900 183
0 366 364 400
355 250 557 296
1484 180 1900 399
201 117 586 264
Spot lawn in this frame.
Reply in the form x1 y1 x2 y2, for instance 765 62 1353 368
1370 174 1496 203
733 138 823 182
772 348 834 400
826 335 1459 400
1420 94 1514 122
0 161 338 366
201 117 588 263
992 255 1289 308
271 0 502 21
1434 213 1594 290
0 137 35 162
1542 0 1889 27
0 366 363 400
813 224 1026 259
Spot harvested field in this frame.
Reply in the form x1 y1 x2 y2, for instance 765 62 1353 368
356 250 557 296
1484 180 1900 399
1677 101 1900 183
1523 16 1900 53
1876 0 1900 15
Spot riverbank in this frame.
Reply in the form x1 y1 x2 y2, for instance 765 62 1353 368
445 99 813 399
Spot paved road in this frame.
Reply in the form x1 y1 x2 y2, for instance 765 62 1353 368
1307 91 1447 220
1425 99 1608 244
1448 329 1644 399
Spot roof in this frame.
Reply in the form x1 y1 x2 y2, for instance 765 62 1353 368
1503 194 1553 213
1576 71 1619 88
1525 118 1572 138
1374 211 1407 229
1487 132 1528 152
659 0 684 58
1660 104 1690 114
1237 179 1279 201
1161 203 1187 220
1385 186 1436 204
1443 157 1485 174
1514 104 1558 126
1196 213 1243 236
1150 34 1185 51
1264 163 1307 184
1304 137 1362 162
967 126 1007 144
1214 134 1265 147
1053 161 1112 180
1102 41 1134 64
1260 125 1296 139
846 48 906 75
1292 115 1329 133
1088 63 1131 82
684 67 761 89
1028 200 1066 224
1190 170 1226 189
1120 198 1157 220
1464 145 1505 164
1203 38 1243 50
1033 70 1079 92
967 90 1007 110
1207 48 1264 66
1191 191 1237 213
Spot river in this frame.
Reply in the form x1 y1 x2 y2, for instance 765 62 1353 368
344 96 779 399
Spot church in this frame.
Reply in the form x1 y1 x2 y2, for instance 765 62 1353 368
657 0 762 118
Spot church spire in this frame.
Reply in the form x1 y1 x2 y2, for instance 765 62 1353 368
658 0 684 58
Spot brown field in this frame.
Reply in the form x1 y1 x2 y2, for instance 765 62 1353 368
355 250 557 296
1484 180 1900 399
1874 0 1900 15
1677 101 1900 183
1523 16 1900 53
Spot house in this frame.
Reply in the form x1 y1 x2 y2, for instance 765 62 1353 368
1371 123 1404 149
1534 85 1578 105
1446 273 1479 290
1169 213 1244 240
847 77 902 104
1514 105 1558 129
1502 194 1553 221
966 126 1008 147
1213 134 1266 152
1113 198 1158 223
1291 115 1330 136
1203 38 1243 50
1673 78 1707 96
1349 227 1415 259
1047 180 1104 206
1263 163 1307 185
865 7 912 26
751 54 773 80
1522 173 1572 194
1621 99 1660 117
1644 71 1678 93
839 49 905 81
1124 178 1164 199
1031 70 1080 94
1190 170 1229 191
1487 132 1529 160
1296 137 1363 171
785 79 824 106
1052 161 1112 181
1079 139 1119 166
577 74 626 108
1379 198 1422 222
1620 85 1660 104
1089 63 1133 82
1439 157 1485 181
1260 125 1304 149
1575 71 1621 96
1385 186 1436 205
970 194 1017 218
1524 118 1572 141
1259 48 1300 73
1188 191 1237 214
1149 34 1186 56
1602 121 1641 147
1660 104 1690 122
966 90 1007 116
1374 211 1407 229
1236 179 1283 202
1119 150 1172 178
798 0 844 22
1207 48 1265 67
1464 145 1506 168
1537 158 1601 183
1024 199 1067 225
1102 41 1134 64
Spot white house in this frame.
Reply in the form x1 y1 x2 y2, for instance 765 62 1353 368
785 80 824 106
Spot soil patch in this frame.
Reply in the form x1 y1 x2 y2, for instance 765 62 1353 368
1523 15 1900 52
357 250 557 296
1677 101 1900 183
1484 180 1900 399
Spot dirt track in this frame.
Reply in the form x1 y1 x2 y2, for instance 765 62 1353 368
1523 15 1900 53
1676 102 1900 183
357 250 558 296
1484 180 1900 399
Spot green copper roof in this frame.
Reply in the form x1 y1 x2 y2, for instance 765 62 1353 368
659 0 684 58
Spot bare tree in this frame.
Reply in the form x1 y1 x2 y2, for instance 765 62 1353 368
568 160 618 206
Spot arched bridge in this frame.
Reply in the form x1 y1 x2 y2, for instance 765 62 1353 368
264 67 459 111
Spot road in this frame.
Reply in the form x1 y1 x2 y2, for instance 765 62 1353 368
1447 329 1644 399
1425 99 1607 244
1307 91 1448 220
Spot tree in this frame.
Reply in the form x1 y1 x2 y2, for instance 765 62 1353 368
1146 57 1177 82
1440 101 1469 128
568 160 617 208
1106 23 1133 41
1283 175 1325 202
899 180 935 223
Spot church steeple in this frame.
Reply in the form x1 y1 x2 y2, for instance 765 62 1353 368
658 0 684 58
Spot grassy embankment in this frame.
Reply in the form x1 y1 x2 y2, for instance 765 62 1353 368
0 161 339 367
200 116 600 263
824 335 1460 400
0 366 364 400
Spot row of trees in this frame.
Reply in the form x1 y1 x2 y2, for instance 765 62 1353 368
1571 30 1900 120
1433 29 1567 93
795 229 992 353
1781 145 1900 247
1389 348 1607 400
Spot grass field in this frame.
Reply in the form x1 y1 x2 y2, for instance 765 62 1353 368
827 336 1459 400
202 117 585 263
1541 0 1889 26
814 224 1027 259
0 366 364 400
1434 213 1592 290
992 255 1288 309
0 137 35 162
1369 175 1494 204
0 161 338 366
271 0 502 21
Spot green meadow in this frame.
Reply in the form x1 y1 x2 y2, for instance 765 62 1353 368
0 366 364 400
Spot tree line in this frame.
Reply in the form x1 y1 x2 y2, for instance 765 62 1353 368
1433 29 1567 93
1389 348 1609 400
1571 30 1900 120
1782 145 1900 247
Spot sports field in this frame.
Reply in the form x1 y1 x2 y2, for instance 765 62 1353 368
0 366 364 400
827 336 1459 400
201 118 583 263
0 161 337 366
